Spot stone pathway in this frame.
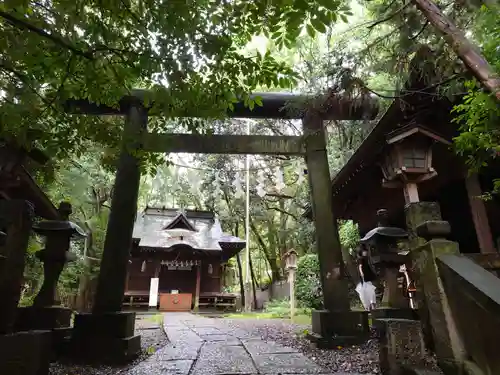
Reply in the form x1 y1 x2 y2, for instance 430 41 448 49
126 312 360 375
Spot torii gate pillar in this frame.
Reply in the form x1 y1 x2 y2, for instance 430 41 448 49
302 111 370 347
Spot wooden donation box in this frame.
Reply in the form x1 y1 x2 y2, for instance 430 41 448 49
159 292 192 311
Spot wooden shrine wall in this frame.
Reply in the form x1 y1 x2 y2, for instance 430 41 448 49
200 260 222 294
127 259 156 291
126 255 224 294
158 266 197 294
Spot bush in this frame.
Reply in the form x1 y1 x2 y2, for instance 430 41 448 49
295 254 323 309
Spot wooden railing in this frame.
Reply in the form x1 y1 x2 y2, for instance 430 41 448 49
437 254 500 375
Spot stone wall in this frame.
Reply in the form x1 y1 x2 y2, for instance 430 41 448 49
255 281 291 310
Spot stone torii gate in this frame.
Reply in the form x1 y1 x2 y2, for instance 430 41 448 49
65 91 378 362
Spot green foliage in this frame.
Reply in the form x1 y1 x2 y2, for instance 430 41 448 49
452 6 500 179
452 81 500 170
0 0 355 164
339 220 360 254
263 298 312 318
295 254 323 309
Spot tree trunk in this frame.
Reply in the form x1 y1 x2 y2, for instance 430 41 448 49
236 253 245 308
249 217 281 282
234 223 246 307
249 253 258 309
411 0 500 101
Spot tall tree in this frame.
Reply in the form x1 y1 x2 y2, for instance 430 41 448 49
0 0 354 162
410 0 500 100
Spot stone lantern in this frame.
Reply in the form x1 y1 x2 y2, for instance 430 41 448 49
32 201 86 307
380 123 451 204
360 209 409 311
16 201 86 354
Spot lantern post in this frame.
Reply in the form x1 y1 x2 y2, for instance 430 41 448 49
379 124 451 204
284 249 298 321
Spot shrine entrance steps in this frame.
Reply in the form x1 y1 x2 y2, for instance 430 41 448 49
125 312 362 375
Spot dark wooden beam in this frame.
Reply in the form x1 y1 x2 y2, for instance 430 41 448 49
64 91 379 120
143 133 305 155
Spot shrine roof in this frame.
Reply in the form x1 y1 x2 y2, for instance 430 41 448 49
0 142 59 220
132 207 245 257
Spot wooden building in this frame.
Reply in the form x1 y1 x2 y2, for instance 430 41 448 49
123 207 245 311
304 75 500 255
0 141 59 220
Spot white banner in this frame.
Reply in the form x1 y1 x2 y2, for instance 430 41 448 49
149 278 159 307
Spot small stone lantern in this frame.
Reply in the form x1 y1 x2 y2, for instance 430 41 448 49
32 201 86 308
380 124 451 204
15 202 86 352
284 249 298 320
360 209 409 309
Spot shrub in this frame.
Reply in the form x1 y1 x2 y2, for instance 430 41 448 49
295 254 323 309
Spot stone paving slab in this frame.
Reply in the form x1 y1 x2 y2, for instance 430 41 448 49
126 358 193 375
192 343 257 375
242 338 299 354
253 352 324 374
199 334 240 345
192 327 222 335
153 342 201 361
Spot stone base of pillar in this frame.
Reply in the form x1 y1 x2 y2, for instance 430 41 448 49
16 306 72 330
306 309 369 348
66 311 141 364
372 307 419 321
377 318 442 375
15 306 73 358
0 330 52 375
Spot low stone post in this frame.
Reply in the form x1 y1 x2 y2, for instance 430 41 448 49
15 202 85 355
412 219 466 374
405 202 445 352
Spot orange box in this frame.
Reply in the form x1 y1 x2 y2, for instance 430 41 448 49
159 293 192 311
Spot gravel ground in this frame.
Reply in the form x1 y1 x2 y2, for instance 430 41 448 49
215 317 381 374
49 314 168 375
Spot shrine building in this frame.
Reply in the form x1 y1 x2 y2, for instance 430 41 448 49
304 69 500 256
123 207 245 311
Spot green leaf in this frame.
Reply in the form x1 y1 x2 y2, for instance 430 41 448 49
306 24 316 38
340 14 348 23
317 0 340 10
311 18 327 33
293 0 309 10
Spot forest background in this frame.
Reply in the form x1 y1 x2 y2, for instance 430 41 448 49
2 0 498 312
